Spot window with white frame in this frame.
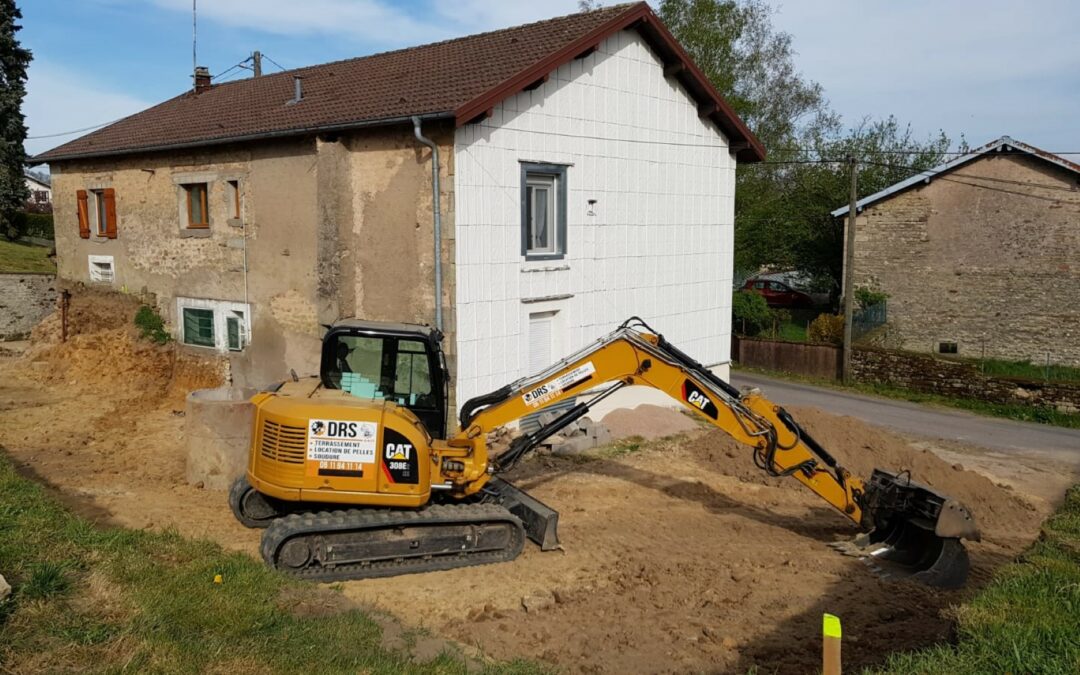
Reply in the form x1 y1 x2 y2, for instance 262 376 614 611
520 163 567 260
88 255 114 283
177 298 251 352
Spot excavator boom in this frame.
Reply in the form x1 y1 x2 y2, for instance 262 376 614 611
456 317 978 587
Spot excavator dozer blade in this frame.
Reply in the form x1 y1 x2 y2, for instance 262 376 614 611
486 477 561 551
831 469 978 588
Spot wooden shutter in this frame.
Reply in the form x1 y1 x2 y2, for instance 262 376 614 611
103 188 118 239
76 190 90 239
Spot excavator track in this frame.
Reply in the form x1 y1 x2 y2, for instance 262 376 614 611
260 503 525 581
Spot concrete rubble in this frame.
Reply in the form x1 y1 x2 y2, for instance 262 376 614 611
485 413 614 459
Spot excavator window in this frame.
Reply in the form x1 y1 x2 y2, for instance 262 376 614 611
321 330 446 437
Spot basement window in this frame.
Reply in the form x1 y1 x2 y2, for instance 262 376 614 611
178 298 251 352
938 341 958 355
88 255 114 283
183 183 209 228
182 308 216 347
520 162 568 260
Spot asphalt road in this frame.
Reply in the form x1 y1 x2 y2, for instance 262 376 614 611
731 371 1080 462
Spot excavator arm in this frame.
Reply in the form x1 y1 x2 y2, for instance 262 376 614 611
454 317 979 587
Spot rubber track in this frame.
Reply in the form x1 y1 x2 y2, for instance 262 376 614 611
260 503 525 582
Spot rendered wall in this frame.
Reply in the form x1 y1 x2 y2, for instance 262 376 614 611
453 29 737 409
50 139 323 386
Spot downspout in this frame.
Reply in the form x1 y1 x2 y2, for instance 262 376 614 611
412 116 443 332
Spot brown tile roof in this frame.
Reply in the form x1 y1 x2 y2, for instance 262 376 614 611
36 3 763 164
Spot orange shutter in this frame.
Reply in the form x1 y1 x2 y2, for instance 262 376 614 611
103 188 118 239
76 190 90 239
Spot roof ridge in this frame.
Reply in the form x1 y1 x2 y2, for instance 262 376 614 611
210 3 637 86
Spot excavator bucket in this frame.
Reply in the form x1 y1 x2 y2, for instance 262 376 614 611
831 469 979 588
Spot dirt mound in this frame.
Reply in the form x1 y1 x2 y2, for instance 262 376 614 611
22 290 223 408
30 286 142 342
602 403 702 440
687 405 1039 537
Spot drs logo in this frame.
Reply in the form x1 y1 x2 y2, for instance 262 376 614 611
310 420 360 438
682 379 719 419
381 428 420 485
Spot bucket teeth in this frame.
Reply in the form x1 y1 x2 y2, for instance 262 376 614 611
828 533 970 588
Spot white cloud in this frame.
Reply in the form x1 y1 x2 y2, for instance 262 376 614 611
24 61 153 161
150 0 450 45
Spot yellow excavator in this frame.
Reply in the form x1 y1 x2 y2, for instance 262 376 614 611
230 317 978 587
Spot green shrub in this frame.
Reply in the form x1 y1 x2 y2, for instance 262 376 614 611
808 313 844 345
24 213 54 240
855 286 888 309
134 305 170 344
732 291 773 335
2 211 28 240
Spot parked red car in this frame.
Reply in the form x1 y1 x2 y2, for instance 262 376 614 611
742 278 814 308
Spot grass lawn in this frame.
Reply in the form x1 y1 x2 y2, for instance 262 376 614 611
0 239 55 274
873 484 1080 674
0 452 543 674
735 365 1080 429
974 356 1080 384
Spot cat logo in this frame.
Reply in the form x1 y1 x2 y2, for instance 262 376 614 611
688 390 710 410
385 443 413 460
681 379 719 419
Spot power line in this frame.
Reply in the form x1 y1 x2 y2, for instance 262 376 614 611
858 159 1079 193
261 53 288 73
27 119 125 139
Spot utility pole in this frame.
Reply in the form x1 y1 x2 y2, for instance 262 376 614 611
252 51 262 77
192 0 197 90
842 156 858 383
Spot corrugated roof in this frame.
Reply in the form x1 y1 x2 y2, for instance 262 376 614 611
831 136 1080 217
36 3 763 164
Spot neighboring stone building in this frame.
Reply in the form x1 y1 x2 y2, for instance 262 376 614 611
834 137 1080 366
32 3 763 414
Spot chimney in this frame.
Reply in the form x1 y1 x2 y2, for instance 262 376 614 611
286 76 303 105
193 66 211 93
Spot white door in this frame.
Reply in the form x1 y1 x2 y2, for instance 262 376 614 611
528 311 557 375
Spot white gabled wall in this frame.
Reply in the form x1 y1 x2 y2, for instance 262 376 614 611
453 29 736 411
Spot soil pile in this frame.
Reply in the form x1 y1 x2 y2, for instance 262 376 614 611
687 405 1039 538
0 289 243 545
602 403 701 440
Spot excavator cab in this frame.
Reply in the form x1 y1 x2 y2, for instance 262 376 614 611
320 320 449 439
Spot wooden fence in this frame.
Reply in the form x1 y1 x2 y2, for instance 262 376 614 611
731 336 842 380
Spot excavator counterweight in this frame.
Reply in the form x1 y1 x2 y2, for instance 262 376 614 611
230 317 978 587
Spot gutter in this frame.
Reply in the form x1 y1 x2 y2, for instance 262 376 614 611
412 116 444 333
31 112 454 165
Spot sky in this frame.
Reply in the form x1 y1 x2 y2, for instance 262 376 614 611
19 0 1080 163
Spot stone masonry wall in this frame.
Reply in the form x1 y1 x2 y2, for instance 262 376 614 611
853 346 1080 414
0 273 56 339
848 153 1080 366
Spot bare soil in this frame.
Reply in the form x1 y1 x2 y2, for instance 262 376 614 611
0 292 1056 674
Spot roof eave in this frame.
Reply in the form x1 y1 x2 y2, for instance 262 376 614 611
33 111 456 165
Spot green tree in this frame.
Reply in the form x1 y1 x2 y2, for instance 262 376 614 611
659 1 955 297
0 0 31 239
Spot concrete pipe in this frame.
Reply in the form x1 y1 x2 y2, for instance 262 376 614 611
185 387 257 490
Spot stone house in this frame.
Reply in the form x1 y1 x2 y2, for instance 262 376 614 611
32 3 763 414
834 137 1080 366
